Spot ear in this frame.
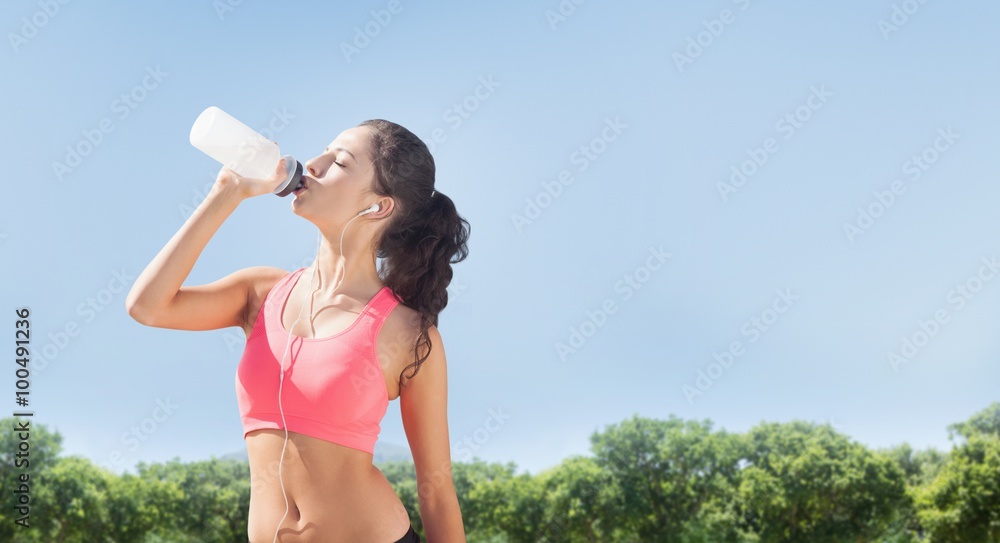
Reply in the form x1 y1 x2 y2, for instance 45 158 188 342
375 197 395 217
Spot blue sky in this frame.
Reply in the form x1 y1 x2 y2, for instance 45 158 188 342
2 0 999 477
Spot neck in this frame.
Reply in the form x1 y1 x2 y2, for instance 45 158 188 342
309 227 383 299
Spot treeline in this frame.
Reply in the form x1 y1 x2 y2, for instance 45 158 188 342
1 403 998 542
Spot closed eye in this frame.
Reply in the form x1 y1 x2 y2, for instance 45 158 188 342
323 147 346 169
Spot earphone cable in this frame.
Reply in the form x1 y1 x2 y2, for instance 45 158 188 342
271 207 373 543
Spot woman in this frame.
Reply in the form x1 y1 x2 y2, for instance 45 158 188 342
126 119 470 542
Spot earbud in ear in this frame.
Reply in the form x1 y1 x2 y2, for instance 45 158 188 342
358 203 380 216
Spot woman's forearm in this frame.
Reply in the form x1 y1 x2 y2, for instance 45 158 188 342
420 488 467 543
125 183 242 318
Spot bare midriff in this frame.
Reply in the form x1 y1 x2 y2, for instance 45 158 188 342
245 428 412 543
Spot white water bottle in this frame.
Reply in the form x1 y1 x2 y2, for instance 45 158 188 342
189 106 303 197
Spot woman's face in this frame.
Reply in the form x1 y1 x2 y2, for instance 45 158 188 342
292 125 376 223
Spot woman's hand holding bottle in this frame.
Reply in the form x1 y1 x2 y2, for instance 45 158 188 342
212 143 290 200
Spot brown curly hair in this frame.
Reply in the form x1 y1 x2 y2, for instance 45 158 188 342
358 119 471 392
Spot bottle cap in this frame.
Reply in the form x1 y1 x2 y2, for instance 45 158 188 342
272 155 304 197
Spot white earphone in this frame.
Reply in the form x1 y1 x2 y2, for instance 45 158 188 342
271 202 381 543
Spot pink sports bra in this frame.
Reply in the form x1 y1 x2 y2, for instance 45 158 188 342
235 267 402 455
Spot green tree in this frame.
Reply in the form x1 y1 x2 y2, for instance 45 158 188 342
946 401 1000 441
535 455 620 542
880 442 948 488
12 405 1000 542
32 455 113 542
494 471 548 543
0 416 64 542
105 470 182 543
453 459 520 541
916 403 1000 542
737 420 908 543
876 442 950 542
590 413 745 542
136 457 250 543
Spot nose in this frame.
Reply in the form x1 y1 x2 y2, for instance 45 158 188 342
304 157 323 178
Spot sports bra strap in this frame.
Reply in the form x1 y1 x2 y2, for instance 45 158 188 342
365 286 401 341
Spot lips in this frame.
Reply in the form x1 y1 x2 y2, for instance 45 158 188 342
293 178 309 194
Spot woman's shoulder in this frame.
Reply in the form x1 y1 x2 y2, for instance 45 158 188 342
246 266 296 299
377 298 422 344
